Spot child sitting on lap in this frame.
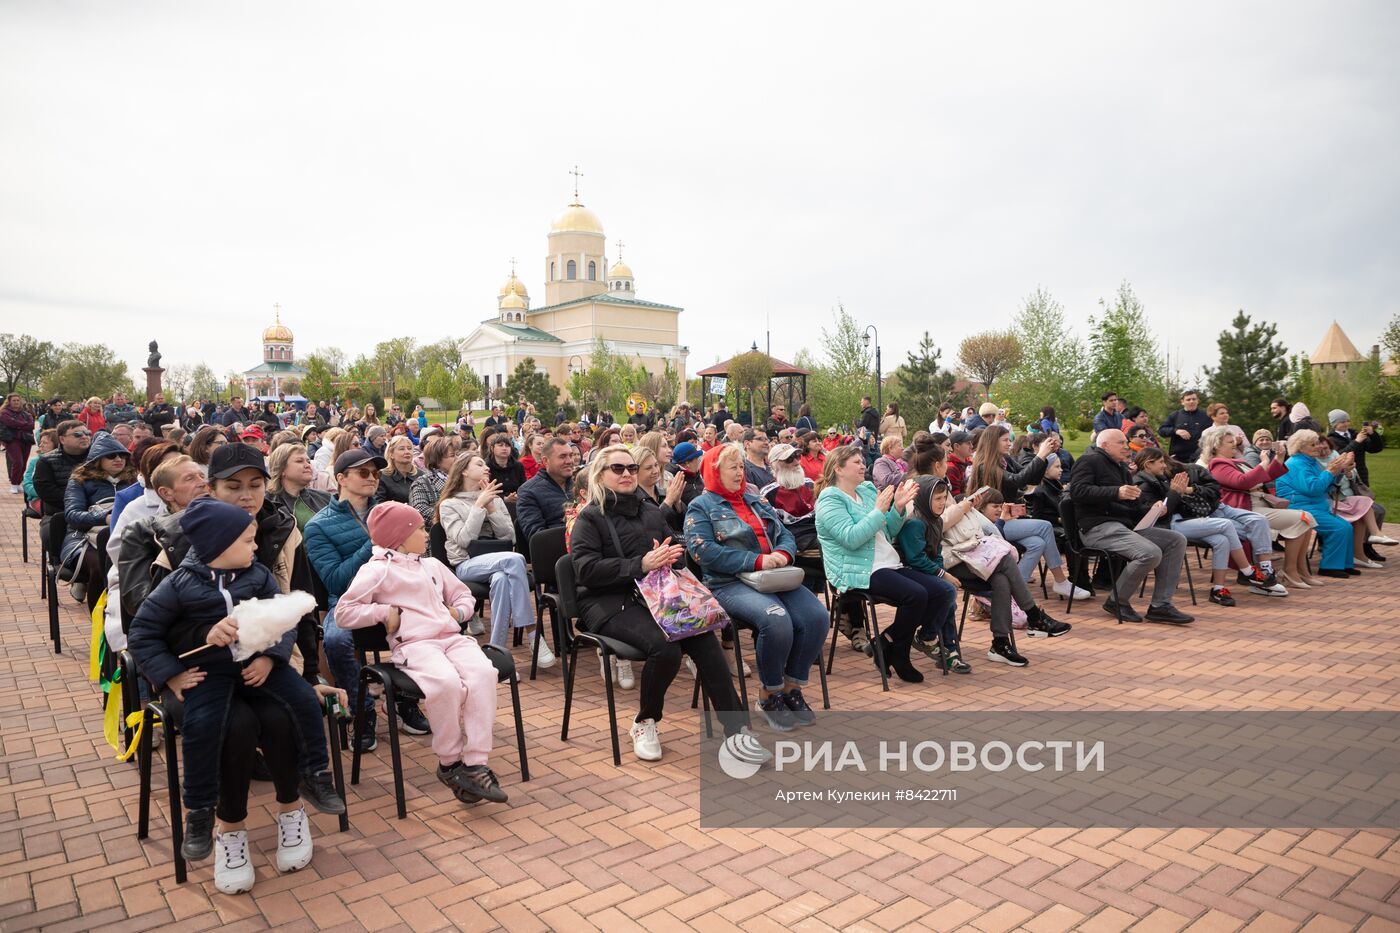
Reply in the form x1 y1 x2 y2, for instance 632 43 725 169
336 502 508 804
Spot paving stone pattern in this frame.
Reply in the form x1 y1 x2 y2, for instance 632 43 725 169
1 507 1398 931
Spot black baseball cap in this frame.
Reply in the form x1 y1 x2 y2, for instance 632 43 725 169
209 442 271 480
334 448 387 475
949 430 973 446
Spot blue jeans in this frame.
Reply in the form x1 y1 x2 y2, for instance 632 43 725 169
1002 518 1062 582
711 581 830 692
322 607 370 716
454 551 533 649
1170 516 1241 570
913 573 960 653
1213 504 1273 559
177 660 328 810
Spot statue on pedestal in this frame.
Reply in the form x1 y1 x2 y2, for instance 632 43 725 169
147 340 162 369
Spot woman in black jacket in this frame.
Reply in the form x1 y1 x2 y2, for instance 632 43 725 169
967 425 1085 599
569 446 746 762
485 431 527 501
1131 447 1253 607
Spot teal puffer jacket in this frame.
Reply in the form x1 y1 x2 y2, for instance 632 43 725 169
815 482 904 593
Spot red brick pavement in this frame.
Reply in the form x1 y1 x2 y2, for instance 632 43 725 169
1 505 1398 931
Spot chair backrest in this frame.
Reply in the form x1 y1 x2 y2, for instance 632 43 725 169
554 554 580 623
350 622 391 656
529 527 568 588
468 537 513 558
1057 497 1086 553
428 522 452 566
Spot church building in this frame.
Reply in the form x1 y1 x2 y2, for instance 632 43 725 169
241 306 307 399
460 185 688 401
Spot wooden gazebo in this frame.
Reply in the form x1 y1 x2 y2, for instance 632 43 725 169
695 348 811 420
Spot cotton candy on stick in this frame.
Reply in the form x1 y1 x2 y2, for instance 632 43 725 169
227 591 316 662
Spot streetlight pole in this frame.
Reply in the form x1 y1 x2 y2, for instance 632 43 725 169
862 324 881 438
567 355 586 411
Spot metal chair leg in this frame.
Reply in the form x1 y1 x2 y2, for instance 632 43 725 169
324 703 349 832
382 680 407 820
865 599 890 692
602 649 622 766
162 715 186 884
351 673 369 785
509 673 529 781
560 641 580 740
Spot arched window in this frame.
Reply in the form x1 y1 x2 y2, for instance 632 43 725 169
588 261 596 281
625 281 631 291
550 261 556 280
567 260 577 280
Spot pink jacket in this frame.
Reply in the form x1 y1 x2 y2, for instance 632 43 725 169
1208 456 1286 510
335 547 475 649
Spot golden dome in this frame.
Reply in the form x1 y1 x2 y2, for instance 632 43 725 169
550 201 604 235
608 260 633 280
262 322 293 343
500 293 527 311
497 274 528 299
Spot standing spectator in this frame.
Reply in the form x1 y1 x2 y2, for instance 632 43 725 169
709 400 730 430
103 392 139 425
794 403 817 434
1271 397 1295 441
929 403 957 434
1327 410 1384 487
76 397 107 435
857 396 880 438
38 398 67 434
1157 389 1212 461
762 404 790 438
144 393 175 433
879 403 907 443
1 394 35 494
1038 406 1061 434
1092 392 1121 435
221 396 249 427
964 402 998 432
1066 429 1194 624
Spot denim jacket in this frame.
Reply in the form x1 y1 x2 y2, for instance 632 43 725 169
685 490 797 589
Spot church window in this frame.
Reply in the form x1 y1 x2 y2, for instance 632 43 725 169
567 260 577 280
625 281 631 291
588 261 596 280
550 261 556 280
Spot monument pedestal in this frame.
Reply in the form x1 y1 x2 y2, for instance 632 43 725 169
143 367 165 403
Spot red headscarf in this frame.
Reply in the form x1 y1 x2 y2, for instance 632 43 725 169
700 446 781 564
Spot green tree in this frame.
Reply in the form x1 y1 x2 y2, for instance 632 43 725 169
373 337 418 395
569 337 638 414
888 331 968 431
956 330 1024 400
503 357 560 415
0 333 58 394
43 343 133 401
800 304 873 429
1085 281 1174 420
728 351 774 423
343 355 383 409
999 288 1087 427
1203 311 1290 433
414 362 458 409
301 354 339 405
189 363 221 401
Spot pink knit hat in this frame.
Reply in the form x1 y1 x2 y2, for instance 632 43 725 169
367 501 424 550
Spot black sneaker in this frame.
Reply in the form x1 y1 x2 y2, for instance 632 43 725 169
1345 568 1362 576
1209 587 1236 607
1238 569 1287 596
1145 604 1195 625
181 807 216 861
911 634 942 661
780 688 816 727
437 761 464 787
356 712 378 753
756 693 797 732
944 652 972 674
1102 597 1143 623
298 770 347 815
987 638 1028 667
1026 609 1071 638
396 701 431 736
453 765 509 804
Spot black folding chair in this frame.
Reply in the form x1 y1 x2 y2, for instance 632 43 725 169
39 515 61 652
556 554 656 766
349 623 528 819
429 522 490 610
528 528 570 680
1058 498 1125 623
824 587 900 691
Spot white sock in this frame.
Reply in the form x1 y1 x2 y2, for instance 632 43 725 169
1257 560 1273 573
1240 565 1254 576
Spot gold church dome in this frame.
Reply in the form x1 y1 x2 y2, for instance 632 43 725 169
608 260 633 279
550 202 604 234
500 292 527 311
262 321 293 343
497 274 528 299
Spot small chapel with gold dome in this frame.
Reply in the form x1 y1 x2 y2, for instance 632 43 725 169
241 305 309 400
460 182 688 401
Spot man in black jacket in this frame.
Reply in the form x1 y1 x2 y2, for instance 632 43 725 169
143 393 175 432
1157 389 1212 462
710 400 730 429
516 438 576 545
1067 429 1193 624
32 420 92 562
1327 410 1385 487
857 396 880 438
221 396 249 427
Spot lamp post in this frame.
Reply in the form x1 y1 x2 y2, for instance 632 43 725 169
862 324 881 437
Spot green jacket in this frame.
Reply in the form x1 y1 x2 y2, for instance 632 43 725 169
895 515 943 578
815 482 904 593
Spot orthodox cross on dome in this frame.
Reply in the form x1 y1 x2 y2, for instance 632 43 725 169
570 164 584 202
273 302 281 322
509 257 517 276
614 239 625 260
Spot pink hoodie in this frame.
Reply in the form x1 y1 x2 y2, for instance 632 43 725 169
335 547 476 649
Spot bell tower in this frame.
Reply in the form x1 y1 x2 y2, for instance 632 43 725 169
544 166 608 307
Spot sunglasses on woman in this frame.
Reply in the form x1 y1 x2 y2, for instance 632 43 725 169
605 463 641 475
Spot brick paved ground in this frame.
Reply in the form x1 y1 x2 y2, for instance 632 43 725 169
1 505 1398 932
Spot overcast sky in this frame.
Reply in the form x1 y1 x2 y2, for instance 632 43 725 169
2 1 1397 390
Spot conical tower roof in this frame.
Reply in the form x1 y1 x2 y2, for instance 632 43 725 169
1311 320 1363 364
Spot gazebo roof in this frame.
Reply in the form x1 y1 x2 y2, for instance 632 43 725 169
696 354 811 377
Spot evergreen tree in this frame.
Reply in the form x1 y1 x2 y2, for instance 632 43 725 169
1203 311 1289 432
1085 281 1173 420
999 288 1086 427
301 355 338 405
503 357 560 415
889 331 967 431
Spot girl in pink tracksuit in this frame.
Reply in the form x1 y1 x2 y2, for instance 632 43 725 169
336 502 508 804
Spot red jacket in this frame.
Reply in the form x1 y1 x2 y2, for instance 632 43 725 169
799 452 825 482
78 408 106 434
1208 456 1285 510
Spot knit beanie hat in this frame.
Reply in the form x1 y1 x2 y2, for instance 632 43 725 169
978 402 999 417
180 497 256 565
1328 409 1349 426
367 501 423 550
1289 402 1311 424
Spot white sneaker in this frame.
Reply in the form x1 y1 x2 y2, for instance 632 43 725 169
467 616 485 636
214 830 256 894
1051 580 1091 600
1355 559 1384 569
1369 535 1398 546
274 808 313 873
684 657 697 678
532 633 556 669
615 660 635 689
8 485 18 495
629 718 662 761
